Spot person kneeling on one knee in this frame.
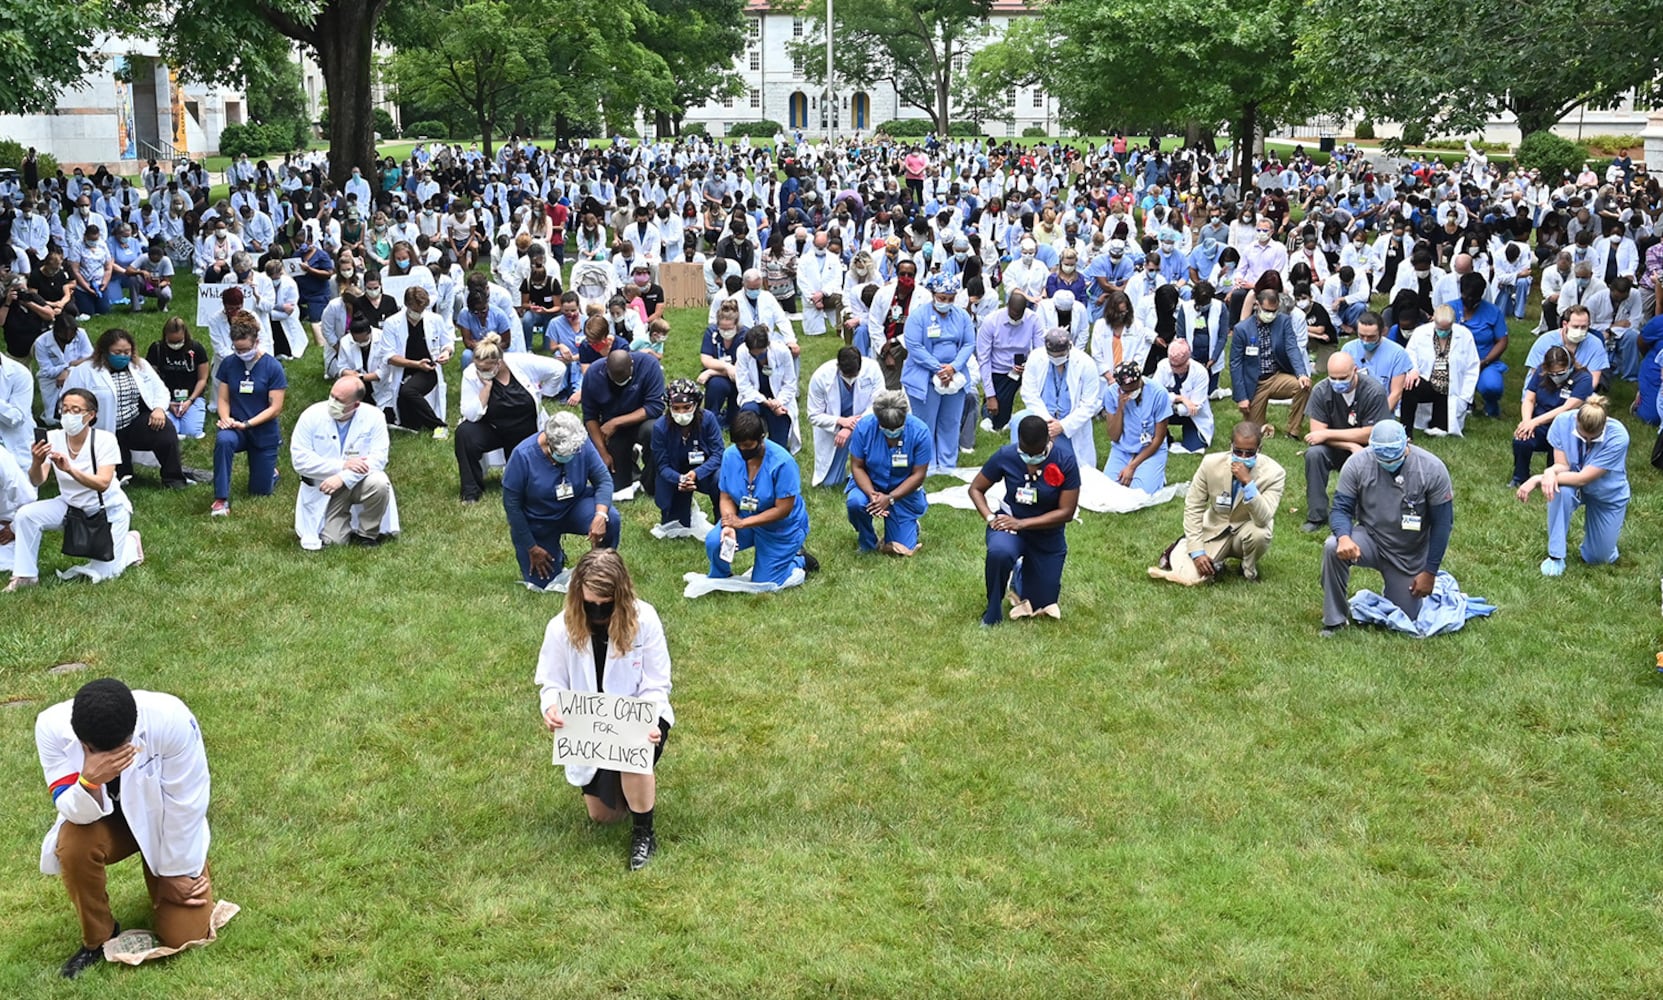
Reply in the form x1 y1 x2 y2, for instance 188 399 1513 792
290 375 396 550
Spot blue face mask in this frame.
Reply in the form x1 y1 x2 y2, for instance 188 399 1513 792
745 288 760 302
1375 451 1405 473
1360 338 1380 353
551 449 576 464
106 354 131 371
1231 454 1257 469
881 425 904 440
1019 448 1047 466
1329 379 1352 394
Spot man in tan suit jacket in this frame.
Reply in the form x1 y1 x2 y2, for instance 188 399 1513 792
1149 421 1285 584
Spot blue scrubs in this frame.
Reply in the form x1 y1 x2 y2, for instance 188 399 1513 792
1081 255 1134 322
546 313 585 395
979 440 1080 624
502 436 620 585
1102 382 1170 492
901 304 975 475
1450 298 1508 415
652 410 724 527
1635 316 1663 425
1545 410 1629 565
213 353 286 500
1512 368 1593 484
698 324 742 428
1343 338 1414 399
845 413 932 552
704 440 809 584
1524 333 1609 394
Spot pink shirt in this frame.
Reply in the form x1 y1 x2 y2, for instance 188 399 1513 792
903 154 927 181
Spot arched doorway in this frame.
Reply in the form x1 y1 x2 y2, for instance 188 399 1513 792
788 92 808 130
852 92 870 131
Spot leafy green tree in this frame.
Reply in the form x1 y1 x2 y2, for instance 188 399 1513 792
0 0 112 113
789 0 993 134
636 0 747 136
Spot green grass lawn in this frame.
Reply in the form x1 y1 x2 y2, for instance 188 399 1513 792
2 270 1662 997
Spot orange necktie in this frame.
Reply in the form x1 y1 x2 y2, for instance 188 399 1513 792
1113 335 1123 368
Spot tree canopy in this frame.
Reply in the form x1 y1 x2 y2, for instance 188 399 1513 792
0 0 113 114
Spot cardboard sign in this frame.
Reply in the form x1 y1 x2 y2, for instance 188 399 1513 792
195 283 228 326
550 690 659 775
282 256 306 277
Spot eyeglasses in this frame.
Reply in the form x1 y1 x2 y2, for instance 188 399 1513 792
1230 447 1258 458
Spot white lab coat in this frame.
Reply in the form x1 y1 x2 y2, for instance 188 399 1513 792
262 273 309 359
805 357 884 485
1018 349 1103 467
1405 323 1480 435
64 360 170 434
0 353 34 467
326 335 398 409
378 310 451 423
289 399 400 543
534 599 674 788
1178 298 1229 376
1037 300 1091 345
33 329 93 421
1589 236 1638 279
796 251 847 335
1152 358 1213 445
1088 319 1155 376
715 289 797 344
0 447 37 571
35 691 210 878
735 341 801 453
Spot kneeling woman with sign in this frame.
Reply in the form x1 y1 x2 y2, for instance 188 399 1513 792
535 549 673 870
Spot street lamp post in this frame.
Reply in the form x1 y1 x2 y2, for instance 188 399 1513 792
825 0 835 141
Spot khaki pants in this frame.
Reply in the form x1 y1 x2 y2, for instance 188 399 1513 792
1150 522 1274 584
55 810 212 949
1248 372 1310 439
322 472 392 545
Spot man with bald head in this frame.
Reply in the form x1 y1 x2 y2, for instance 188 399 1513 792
1299 352 1392 533
581 347 666 501
1151 338 1211 452
290 375 395 550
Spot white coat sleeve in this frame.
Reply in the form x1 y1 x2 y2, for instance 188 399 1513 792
1062 364 1103 438
735 351 761 405
458 367 486 422
289 407 342 481
0 364 29 429
534 618 574 714
806 368 838 431
36 713 114 826
633 606 673 717
1018 355 1049 418
775 347 799 410
152 697 211 877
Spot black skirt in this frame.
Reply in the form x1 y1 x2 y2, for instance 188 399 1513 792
581 718 671 811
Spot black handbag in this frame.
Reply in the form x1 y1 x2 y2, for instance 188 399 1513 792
61 430 115 562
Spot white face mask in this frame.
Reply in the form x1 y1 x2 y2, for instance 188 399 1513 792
1295 298 1311 310
1565 326 1589 345
1049 353 1069 368
1257 309 1277 323
327 399 353 421
61 412 87 435
671 409 695 426
1255 231 1271 244
236 348 258 363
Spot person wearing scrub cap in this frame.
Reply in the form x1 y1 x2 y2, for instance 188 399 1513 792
1102 360 1170 491
502 410 619 591
902 271 976 475
651 378 723 532
1320 419 1455 636
1513 393 1629 577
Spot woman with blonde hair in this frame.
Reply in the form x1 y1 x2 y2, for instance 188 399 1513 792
1514 394 1630 576
534 549 672 870
455 332 567 503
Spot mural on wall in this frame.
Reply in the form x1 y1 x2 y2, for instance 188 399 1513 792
170 69 188 154
113 57 137 160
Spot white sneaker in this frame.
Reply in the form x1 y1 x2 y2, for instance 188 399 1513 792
613 482 640 502
432 426 450 441
1425 427 1448 438
1209 388 1232 400
979 418 994 433
300 535 322 552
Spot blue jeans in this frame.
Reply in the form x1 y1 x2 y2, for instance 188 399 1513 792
166 398 206 439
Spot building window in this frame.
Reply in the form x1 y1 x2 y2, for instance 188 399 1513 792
750 88 761 109
793 52 804 76
724 93 735 109
793 17 804 37
1005 87 1016 109
1006 121 1016 137
1033 88 1044 109
748 17 759 38
749 50 760 71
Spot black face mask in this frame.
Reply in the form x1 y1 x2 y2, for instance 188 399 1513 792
584 599 614 625
738 444 763 462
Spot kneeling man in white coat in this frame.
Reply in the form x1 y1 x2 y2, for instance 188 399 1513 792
36 678 215 979
290 375 399 550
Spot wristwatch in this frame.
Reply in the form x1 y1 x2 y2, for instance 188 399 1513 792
984 513 996 524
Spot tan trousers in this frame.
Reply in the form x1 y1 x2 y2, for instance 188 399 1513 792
1149 522 1274 584
322 472 392 545
1248 371 1311 439
55 810 213 949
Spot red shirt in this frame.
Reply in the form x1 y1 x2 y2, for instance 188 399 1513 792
545 203 569 245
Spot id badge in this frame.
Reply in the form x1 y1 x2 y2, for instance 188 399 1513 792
687 450 705 466
555 481 574 501
739 494 759 513
239 378 255 394
1347 409 1357 426
890 450 909 468
1140 431 1153 446
927 323 942 339
1433 359 1449 374
1244 345 1260 357
172 389 188 402
1014 485 1038 505
1400 513 1422 532
1215 492 1232 509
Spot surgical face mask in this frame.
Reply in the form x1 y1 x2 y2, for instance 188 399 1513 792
1160 242 1175 253
1021 251 1035 261
1414 268 1430 279
77 206 90 218
933 300 951 314
1257 309 1277 323
1375 451 1405 473
165 339 186 351
106 353 131 371
1329 379 1352 394
61 412 87 435
1434 325 1452 339
610 371 633 387
1565 325 1589 344
550 448 577 464
1360 336 1381 352
1049 353 1069 368
1295 298 1311 310
236 347 258 363
327 399 354 421
954 251 968 262
1120 383 1142 402
719 327 737 340
671 408 695 426
1232 454 1257 470
745 288 760 302
880 424 904 440
1255 230 1271 244
1019 447 1048 466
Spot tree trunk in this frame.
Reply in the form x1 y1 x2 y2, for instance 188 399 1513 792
479 110 494 160
314 3 382 190
654 110 672 139
1235 101 1259 187
936 70 950 134
1513 98 1555 147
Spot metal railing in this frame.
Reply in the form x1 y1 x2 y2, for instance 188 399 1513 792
138 138 182 162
